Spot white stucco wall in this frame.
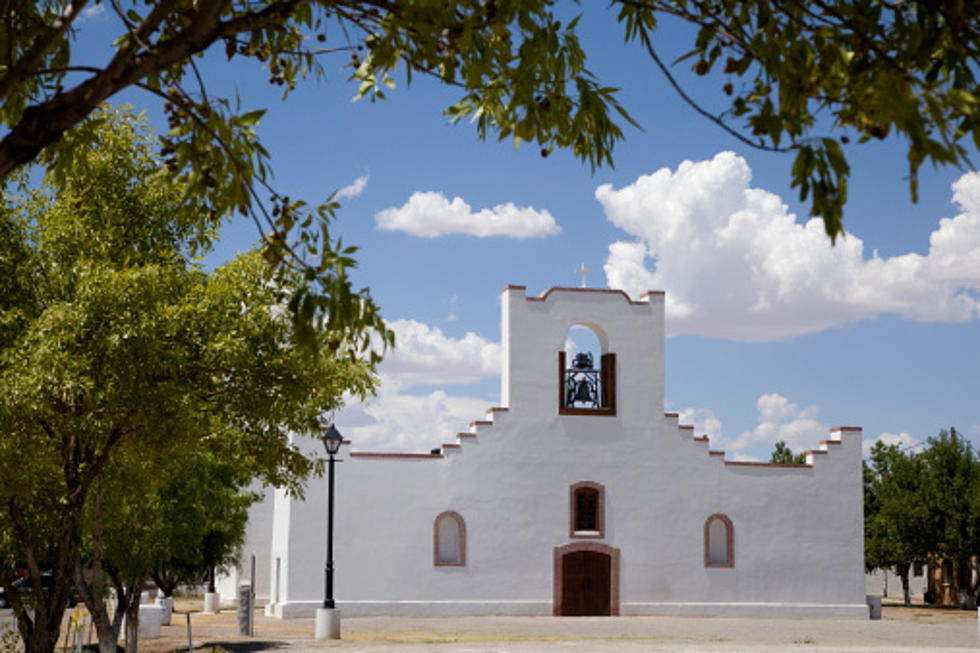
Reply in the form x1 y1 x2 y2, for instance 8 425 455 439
216 483 273 603
262 286 868 619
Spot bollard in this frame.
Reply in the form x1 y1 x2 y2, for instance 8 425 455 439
185 612 193 652
237 584 251 636
250 553 256 637
866 595 882 620
202 591 220 614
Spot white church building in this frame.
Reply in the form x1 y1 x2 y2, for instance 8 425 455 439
224 285 868 618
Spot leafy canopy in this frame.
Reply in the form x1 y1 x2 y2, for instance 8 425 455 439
0 106 378 653
4 1 978 317
617 1 980 240
768 440 806 465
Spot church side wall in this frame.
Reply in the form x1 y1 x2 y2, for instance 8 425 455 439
291 418 866 618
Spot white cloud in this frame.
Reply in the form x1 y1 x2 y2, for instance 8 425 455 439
379 319 499 389
862 431 922 457
336 387 490 452
336 173 368 199
78 4 106 22
599 152 980 340
679 393 828 458
336 318 502 451
376 191 560 238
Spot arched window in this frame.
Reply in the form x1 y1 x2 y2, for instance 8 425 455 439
704 514 734 568
433 511 466 566
558 324 616 416
570 481 605 538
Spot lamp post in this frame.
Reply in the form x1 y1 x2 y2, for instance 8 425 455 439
315 424 343 640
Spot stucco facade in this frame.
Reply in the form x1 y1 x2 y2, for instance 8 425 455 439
249 285 867 618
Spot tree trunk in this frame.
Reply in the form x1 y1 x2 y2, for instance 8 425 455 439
123 586 141 653
897 562 911 607
3 492 81 653
74 474 122 653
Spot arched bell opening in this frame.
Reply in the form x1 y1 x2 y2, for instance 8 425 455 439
558 324 616 416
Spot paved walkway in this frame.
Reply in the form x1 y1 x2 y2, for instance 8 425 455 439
5 603 979 651
144 604 977 652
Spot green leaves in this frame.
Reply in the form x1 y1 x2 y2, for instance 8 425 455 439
619 0 980 242
0 109 382 650
351 1 636 171
864 428 980 598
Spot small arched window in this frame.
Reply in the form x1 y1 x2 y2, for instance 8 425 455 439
704 514 734 568
433 511 466 566
569 481 605 538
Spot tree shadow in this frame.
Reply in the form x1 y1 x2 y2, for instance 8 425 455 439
201 641 286 652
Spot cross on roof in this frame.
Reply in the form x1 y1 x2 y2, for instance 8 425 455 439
575 263 591 288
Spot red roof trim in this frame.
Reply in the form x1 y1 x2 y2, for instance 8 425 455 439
526 286 650 306
349 452 443 459
725 461 811 469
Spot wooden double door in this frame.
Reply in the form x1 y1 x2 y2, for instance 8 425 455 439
560 550 611 616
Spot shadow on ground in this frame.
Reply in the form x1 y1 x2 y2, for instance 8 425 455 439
205 641 287 652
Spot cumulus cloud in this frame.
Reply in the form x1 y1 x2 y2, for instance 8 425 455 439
336 173 368 199
335 318 501 451
862 431 922 457
679 393 829 458
599 152 980 340
376 191 560 238
336 388 491 452
379 319 499 389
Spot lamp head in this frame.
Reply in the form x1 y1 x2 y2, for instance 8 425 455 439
322 424 343 456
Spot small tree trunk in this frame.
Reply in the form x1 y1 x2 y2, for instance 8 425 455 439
74 474 121 653
124 587 141 653
897 562 911 607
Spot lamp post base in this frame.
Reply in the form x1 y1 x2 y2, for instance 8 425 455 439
314 607 341 640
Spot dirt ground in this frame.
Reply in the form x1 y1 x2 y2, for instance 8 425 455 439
4 599 979 651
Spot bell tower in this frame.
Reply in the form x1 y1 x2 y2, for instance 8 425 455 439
500 286 665 426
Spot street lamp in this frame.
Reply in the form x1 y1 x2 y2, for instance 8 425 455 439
316 424 343 640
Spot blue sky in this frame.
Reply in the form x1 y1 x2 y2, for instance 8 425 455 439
72 4 979 461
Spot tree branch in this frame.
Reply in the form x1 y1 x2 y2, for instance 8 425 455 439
637 28 793 153
0 0 91 104
0 0 308 180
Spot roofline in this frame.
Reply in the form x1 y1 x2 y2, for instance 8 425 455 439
502 285 663 305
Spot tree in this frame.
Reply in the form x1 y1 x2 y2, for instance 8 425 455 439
863 441 933 606
85 445 257 649
146 449 257 601
769 440 806 465
0 107 378 653
2 2 978 262
615 1 980 241
918 428 980 602
0 1 634 343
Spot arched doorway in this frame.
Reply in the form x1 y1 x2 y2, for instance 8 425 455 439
553 542 620 616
